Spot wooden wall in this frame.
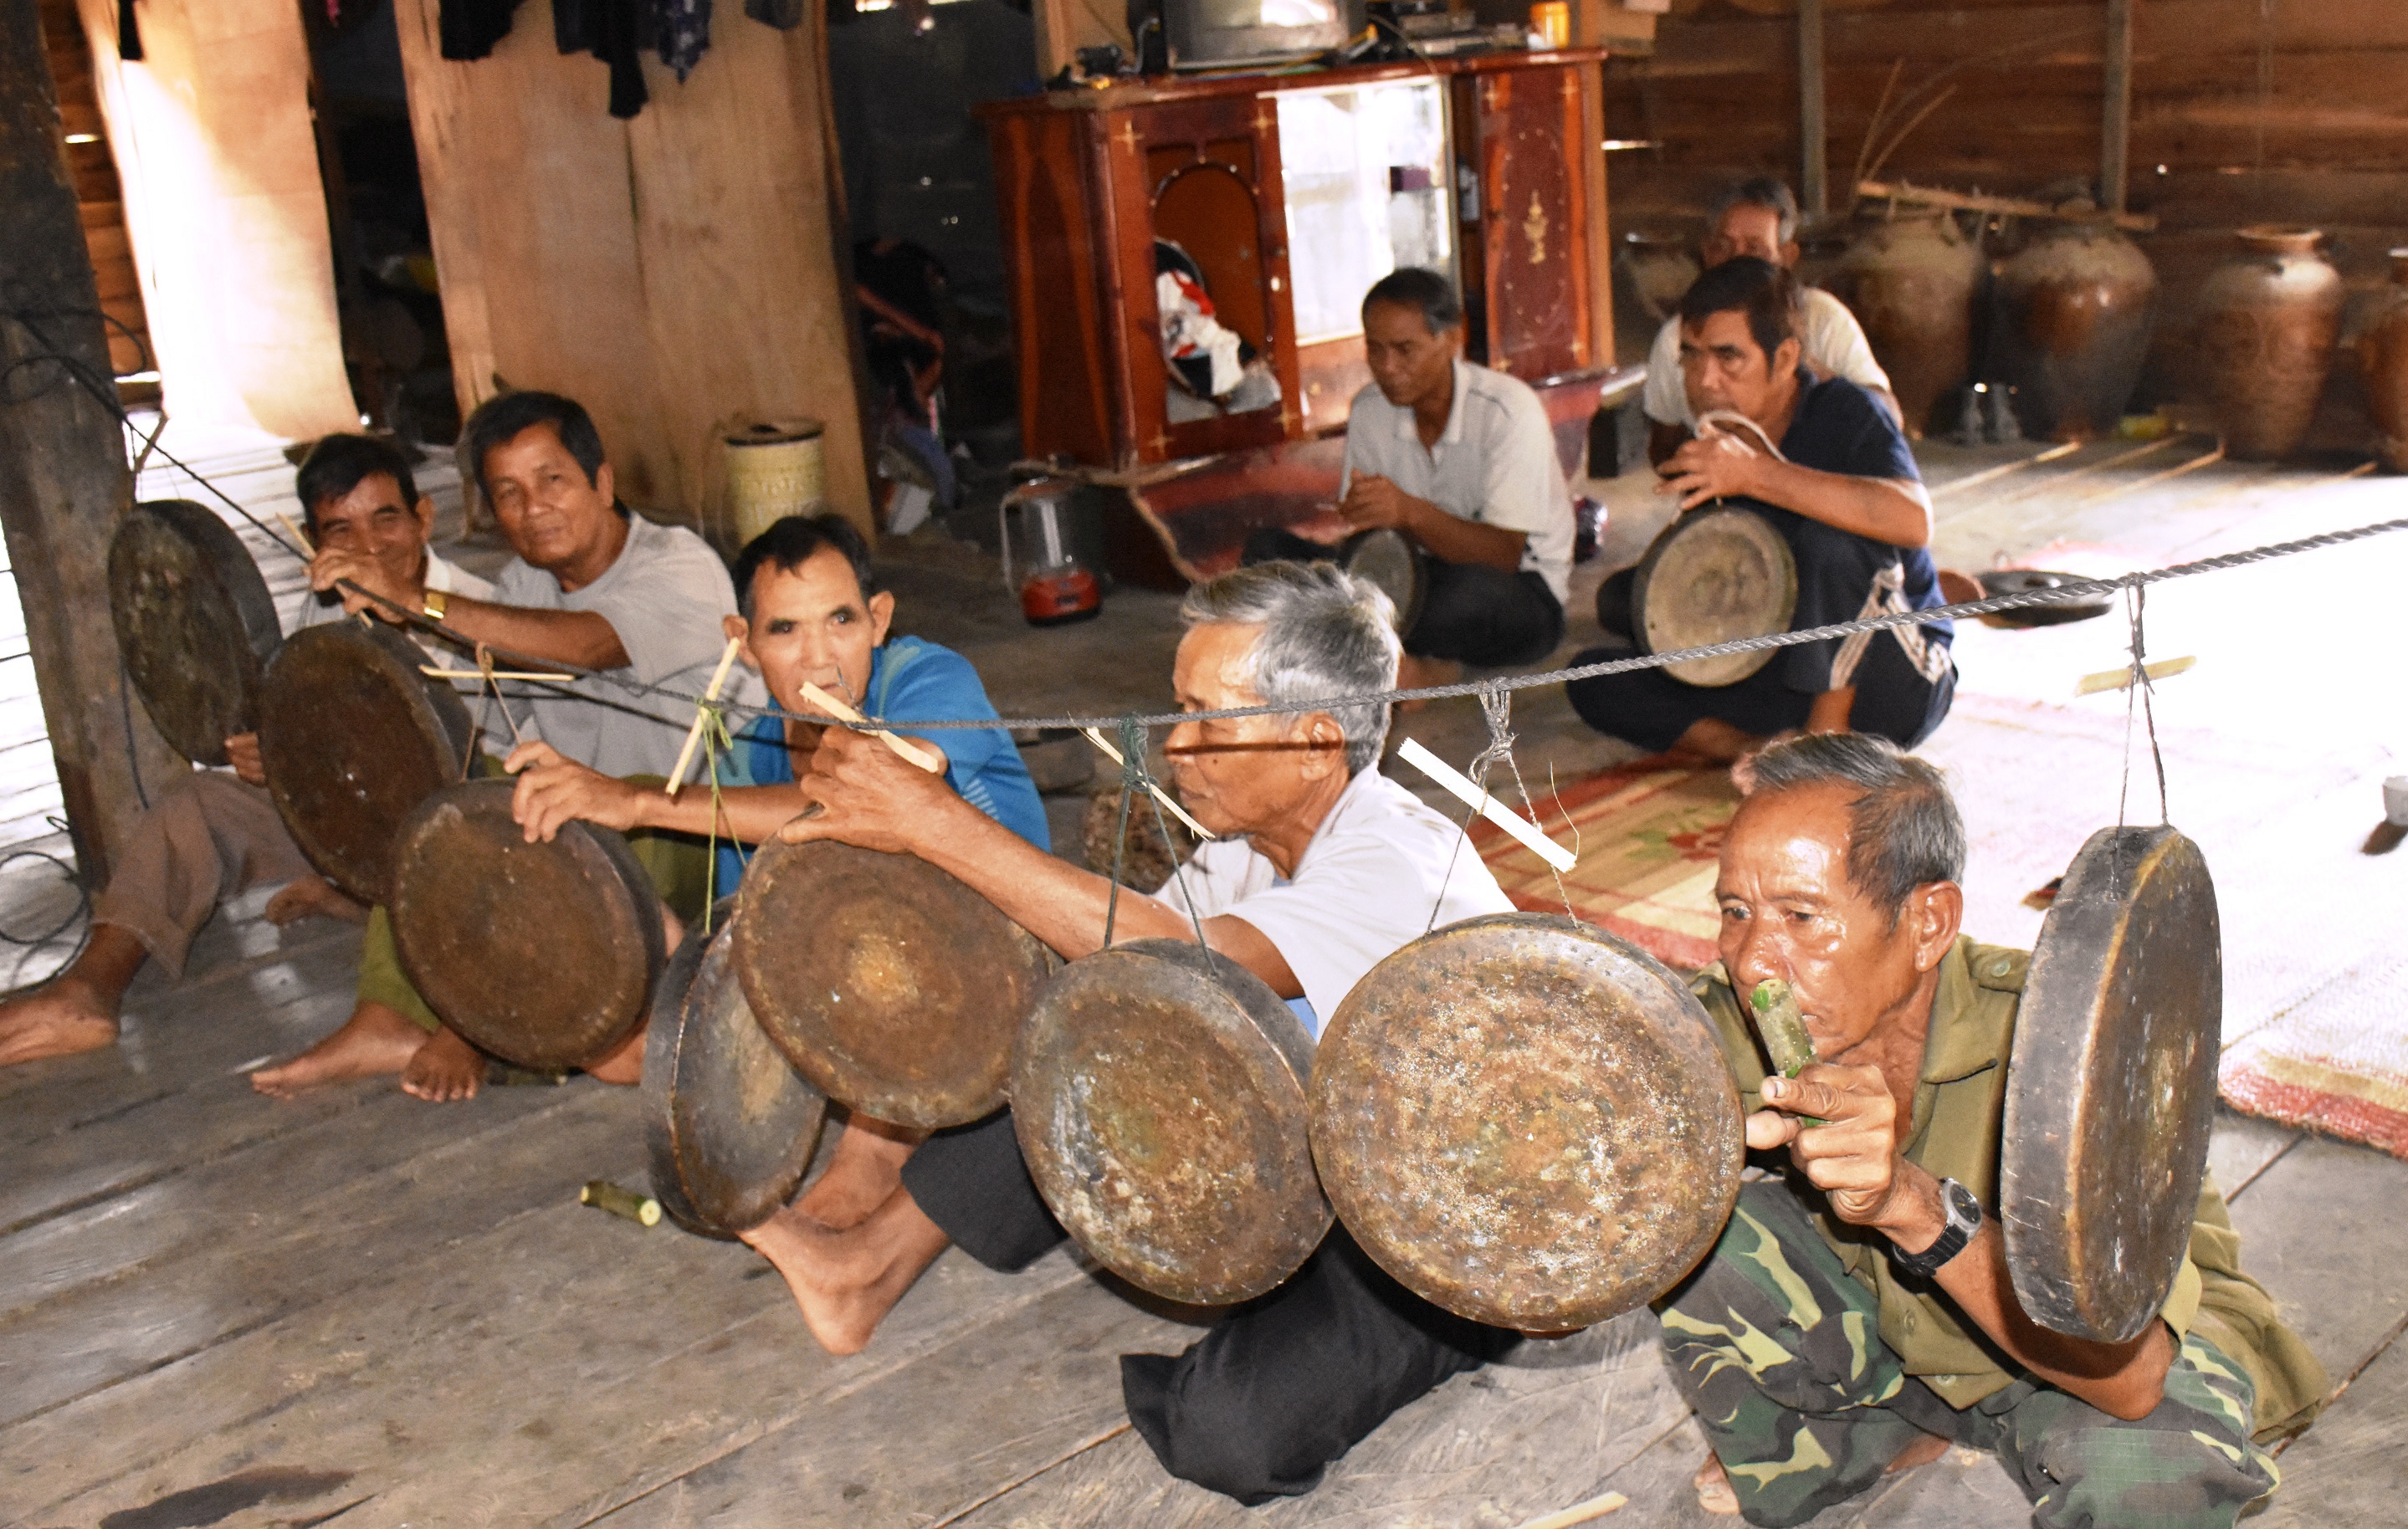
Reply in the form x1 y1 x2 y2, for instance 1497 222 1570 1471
38 0 149 378
390 0 874 537
1606 0 2408 436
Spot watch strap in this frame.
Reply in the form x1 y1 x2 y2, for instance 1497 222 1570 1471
1889 1177 1980 1281
423 587 449 621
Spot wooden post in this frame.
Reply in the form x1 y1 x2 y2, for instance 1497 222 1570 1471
1797 0 1826 217
2101 0 2134 212
0 2 187 883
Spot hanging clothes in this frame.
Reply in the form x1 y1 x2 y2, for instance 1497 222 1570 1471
744 0 805 27
655 0 711 82
439 0 526 59
554 0 651 119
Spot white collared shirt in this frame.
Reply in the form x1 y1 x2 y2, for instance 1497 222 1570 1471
1341 358 1575 604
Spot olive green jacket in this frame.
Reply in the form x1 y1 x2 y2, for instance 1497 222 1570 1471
1692 936 2327 1440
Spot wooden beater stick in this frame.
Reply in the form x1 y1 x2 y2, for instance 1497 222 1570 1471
797 680 947 775
1398 737 1576 872
276 510 315 555
1514 1489 1627 1528
1078 726 1215 841
664 637 745 797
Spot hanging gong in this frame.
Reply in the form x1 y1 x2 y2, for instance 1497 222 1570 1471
643 900 829 1239
257 620 475 905
1310 913 1744 1331
1012 938 1329 1307
731 839 1053 1129
1630 504 1798 687
106 499 284 765
1337 526 1427 636
2001 825 2221 1344
389 780 663 1070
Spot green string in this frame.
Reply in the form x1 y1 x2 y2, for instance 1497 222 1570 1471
1097 716 1212 957
698 704 736 933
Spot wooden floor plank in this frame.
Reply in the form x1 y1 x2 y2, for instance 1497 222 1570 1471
2256 1327 2408 1528
2223 1136 2408 1380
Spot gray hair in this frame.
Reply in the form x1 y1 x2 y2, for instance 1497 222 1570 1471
1746 734 1965 920
1708 176 1801 247
1179 561 1400 775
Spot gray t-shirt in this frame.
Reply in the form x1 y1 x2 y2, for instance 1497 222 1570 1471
1341 358 1575 604
492 514 738 779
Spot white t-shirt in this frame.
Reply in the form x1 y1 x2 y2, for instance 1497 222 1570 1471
1341 358 1575 605
1642 286 1891 428
492 514 739 779
1150 767 1516 1036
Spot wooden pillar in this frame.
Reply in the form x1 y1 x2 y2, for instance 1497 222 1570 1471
1797 0 1826 217
2101 0 2134 212
0 3 189 883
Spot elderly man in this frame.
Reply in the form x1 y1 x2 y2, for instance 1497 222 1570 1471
254 391 737 1101
741 562 1520 1503
1643 176 1896 464
1242 268 1575 685
1668 733 2324 1526
0 434 494 1070
1568 259 1954 763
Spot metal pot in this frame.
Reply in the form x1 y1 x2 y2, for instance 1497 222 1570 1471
1832 207 1985 437
2197 227 2343 461
1993 218 2158 442
2356 248 2408 471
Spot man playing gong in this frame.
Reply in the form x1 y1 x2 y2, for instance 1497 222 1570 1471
1672 733 2323 1525
253 391 737 1100
746 561 1524 1504
1566 258 1955 764
0 434 493 1070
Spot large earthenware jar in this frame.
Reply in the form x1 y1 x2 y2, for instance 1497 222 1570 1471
2355 248 2408 471
1618 231 1699 330
1832 207 1985 437
2196 227 2344 461
1993 218 2158 441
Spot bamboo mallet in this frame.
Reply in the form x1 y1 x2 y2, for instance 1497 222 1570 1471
1078 726 1215 841
664 637 745 798
797 680 947 775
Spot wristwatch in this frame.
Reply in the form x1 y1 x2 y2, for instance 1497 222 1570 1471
423 588 449 621
1889 1177 1981 1281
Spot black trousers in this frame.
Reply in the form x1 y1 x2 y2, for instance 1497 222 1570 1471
902 1108 1521 1505
1242 527 1564 667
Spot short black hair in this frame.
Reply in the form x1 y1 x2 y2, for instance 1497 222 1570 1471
730 513 879 621
1678 257 1800 367
295 433 419 531
458 391 622 517
1361 267 1463 335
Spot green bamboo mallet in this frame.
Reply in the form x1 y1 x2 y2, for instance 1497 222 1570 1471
1749 979 1825 1128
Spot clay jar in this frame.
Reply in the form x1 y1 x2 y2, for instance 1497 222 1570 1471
2356 248 2408 471
1618 231 1699 330
2197 227 2344 461
1993 218 2158 442
1832 207 1985 437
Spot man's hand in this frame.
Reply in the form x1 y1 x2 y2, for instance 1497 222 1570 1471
225 732 267 788
504 739 649 842
1747 1063 1941 1242
1340 473 1419 533
776 724 961 856
1657 430 1771 512
309 546 423 623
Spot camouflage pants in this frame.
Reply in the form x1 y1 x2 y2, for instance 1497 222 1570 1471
1657 1179 2278 1528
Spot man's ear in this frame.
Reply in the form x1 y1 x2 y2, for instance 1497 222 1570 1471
1778 239 1802 269
1299 713 1349 779
723 612 759 669
412 495 437 538
594 462 616 504
1771 335 1804 380
868 590 896 647
1910 881 1965 972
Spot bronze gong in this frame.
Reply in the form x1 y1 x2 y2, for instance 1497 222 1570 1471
2001 825 2221 1343
1337 526 1427 635
731 839 1053 1129
1012 938 1330 1306
1630 504 1798 688
389 780 664 1070
106 499 284 765
1310 913 1744 1331
256 620 474 905
643 900 828 1238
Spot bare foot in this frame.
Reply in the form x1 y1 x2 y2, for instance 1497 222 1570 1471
0 979 120 1068
1665 718 1758 768
253 1000 428 1097
738 1188 951 1355
400 1025 484 1102
1887 1429 1952 1475
1693 1451 1739 1516
264 877 368 927
583 1021 646 1087
793 1115 928 1229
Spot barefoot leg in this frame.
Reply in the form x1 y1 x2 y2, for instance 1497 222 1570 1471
400 1025 485 1102
0 924 148 1068
792 1115 929 1229
1665 718 1759 767
1885 1429 1952 1475
1693 1451 1740 1516
583 1021 646 1087
263 877 369 928
738 1187 951 1354
252 1000 430 1097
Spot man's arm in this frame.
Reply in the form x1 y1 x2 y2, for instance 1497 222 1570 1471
1658 432 1934 549
504 739 841 845
1754 1067 2176 1419
310 550 632 669
1341 475 1527 572
1647 420 1691 468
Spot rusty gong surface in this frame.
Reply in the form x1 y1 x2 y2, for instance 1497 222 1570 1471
107 499 284 765
256 621 474 905
731 839 1053 1129
2002 826 2221 1343
1338 527 1427 635
390 780 663 1070
1310 914 1744 1331
1012 939 1330 1306
1631 504 1798 688
643 901 828 1238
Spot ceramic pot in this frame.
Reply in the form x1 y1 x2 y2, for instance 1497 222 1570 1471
1992 219 2157 442
1832 207 1985 437
1618 231 1699 330
2197 227 2343 461
2356 248 2408 471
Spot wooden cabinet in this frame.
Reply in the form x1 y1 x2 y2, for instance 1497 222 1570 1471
980 50 1613 470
